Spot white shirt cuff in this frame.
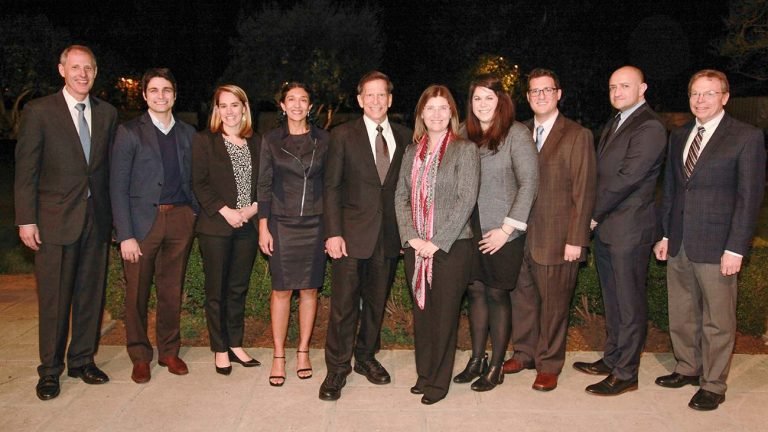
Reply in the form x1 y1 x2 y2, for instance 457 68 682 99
504 217 527 232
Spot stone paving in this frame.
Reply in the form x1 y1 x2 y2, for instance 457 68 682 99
1 275 766 432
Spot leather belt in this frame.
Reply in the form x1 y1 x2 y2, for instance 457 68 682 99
158 204 179 212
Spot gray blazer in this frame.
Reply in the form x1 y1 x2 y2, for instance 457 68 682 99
395 137 480 253
462 121 538 240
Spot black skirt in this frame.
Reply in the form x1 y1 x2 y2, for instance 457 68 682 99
470 209 525 290
268 214 326 290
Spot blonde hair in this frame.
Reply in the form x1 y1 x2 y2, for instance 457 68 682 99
413 84 460 143
209 84 253 138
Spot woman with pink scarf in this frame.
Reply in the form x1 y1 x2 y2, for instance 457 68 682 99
394 85 480 405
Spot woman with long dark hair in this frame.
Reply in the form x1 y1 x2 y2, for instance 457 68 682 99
452 74 538 391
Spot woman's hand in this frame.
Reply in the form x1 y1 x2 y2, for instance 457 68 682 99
258 219 273 256
219 206 247 228
239 203 258 220
408 238 426 251
478 228 510 255
416 241 439 258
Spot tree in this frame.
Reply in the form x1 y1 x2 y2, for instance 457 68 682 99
717 0 768 81
220 0 383 129
0 15 70 139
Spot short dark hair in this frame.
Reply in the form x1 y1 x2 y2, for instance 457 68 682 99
141 68 177 95
280 81 312 103
357 70 393 95
527 68 561 89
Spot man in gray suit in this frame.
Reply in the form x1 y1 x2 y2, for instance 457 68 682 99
572 66 667 396
15 45 117 400
653 69 765 411
110 68 197 384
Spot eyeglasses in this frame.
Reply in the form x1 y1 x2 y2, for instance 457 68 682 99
527 87 559 97
689 91 724 100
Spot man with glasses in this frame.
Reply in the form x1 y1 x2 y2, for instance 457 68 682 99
653 69 765 411
572 66 667 396
504 68 596 392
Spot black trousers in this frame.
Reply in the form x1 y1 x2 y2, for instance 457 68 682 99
324 241 397 374
198 224 258 352
593 233 651 380
35 199 109 377
405 239 472 400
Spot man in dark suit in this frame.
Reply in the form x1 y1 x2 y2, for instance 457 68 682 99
320 71 412 401
506 68 596 391
111 68 197 384
572 66 667 395
653 70 765 411
15 45 118 400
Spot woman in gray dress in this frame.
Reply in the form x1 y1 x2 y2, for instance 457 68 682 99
258 82 329 386
452 73 538 391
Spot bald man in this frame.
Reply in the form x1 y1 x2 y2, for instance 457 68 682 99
572 66 667 396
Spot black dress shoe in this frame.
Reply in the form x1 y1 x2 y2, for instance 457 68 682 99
573 359 611 376
319 372 348 401
655 372 700 388
67 363 109 384
688 389 725 411
585 374 638 396
36 375 60 401
453 354 488 383
410 386 424 395
471 365 505 392
228 348 261 367
421 395 444 405
353 358 391 385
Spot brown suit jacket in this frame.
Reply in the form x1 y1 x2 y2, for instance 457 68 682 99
524 114 596 265
14 90 117 244
191 130 261 236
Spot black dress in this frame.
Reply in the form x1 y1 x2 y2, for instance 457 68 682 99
261 132 326 290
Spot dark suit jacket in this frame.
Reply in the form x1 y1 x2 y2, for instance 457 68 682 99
594 102 667 246
15 90 117 244
192 130 261 236
323 117 412 259
110 112 197 242
525 114 597 265
660 114 766 263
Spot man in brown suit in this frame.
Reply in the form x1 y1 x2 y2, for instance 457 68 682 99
15 45 118 400
505 68 596 391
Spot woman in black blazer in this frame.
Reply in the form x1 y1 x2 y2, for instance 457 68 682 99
192 84 261 375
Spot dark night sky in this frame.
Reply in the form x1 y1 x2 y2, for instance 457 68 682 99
3 0 735 126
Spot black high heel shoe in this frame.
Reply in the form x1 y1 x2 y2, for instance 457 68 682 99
471 364 505 392
215 353 232 376
453 353 488 383
228 348 261 367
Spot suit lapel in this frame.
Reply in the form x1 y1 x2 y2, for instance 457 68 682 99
55 92 89 168
687 115 731 183
353 117 380 182
540 114 565 161
384 123 407 185
214 133 238 194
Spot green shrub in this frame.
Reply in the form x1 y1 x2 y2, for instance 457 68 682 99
736 246 768 336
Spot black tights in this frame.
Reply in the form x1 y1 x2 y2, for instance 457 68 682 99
467 281 511 366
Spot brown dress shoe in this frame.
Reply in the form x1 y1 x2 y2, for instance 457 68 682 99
532 372 558 391
131 362 151 384
502 358 534 374
159 356 189 375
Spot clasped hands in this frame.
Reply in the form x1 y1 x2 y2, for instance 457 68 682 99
220 205 256 229
408 238 439 258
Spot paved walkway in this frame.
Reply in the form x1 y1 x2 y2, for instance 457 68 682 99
1 275 766 432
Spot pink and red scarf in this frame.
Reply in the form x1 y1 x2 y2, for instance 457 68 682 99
410 131 451 310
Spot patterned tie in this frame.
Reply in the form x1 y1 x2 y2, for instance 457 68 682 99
684 126 705 179
375 124 390 183
75 103 91 163
535 125 545 152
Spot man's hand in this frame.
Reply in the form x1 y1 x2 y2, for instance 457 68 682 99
120 238 143 263
325 236 347 259
19 225 41 251
721 253 742 276
564 244 581 262
653 239 668 261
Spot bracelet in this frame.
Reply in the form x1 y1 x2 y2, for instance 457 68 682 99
500 225 513 235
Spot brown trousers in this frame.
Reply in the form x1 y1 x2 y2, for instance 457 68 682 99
123 206 195 363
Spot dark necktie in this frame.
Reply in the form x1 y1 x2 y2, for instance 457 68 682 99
535 125 544 152
605 113 621 141
684 126 705 179
75 103 91 163
375 124 390 183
